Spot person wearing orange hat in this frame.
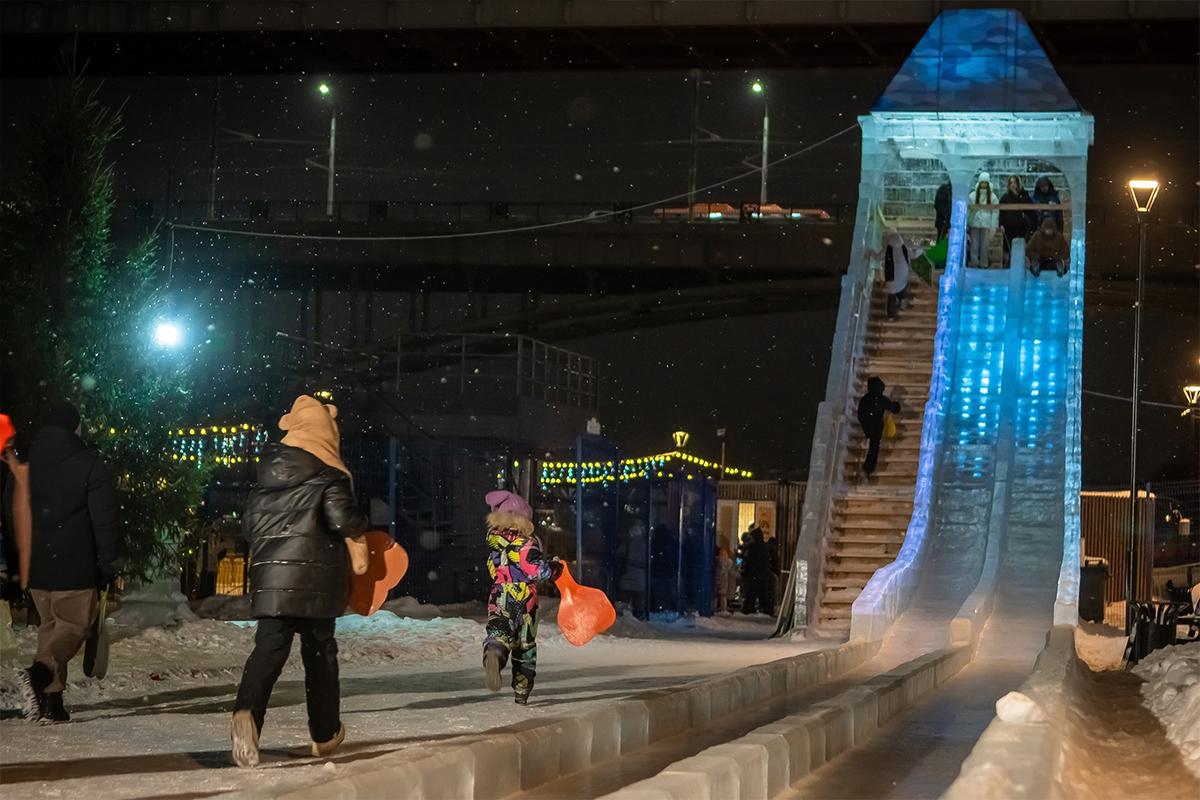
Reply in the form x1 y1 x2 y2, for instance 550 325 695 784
230 396 368 768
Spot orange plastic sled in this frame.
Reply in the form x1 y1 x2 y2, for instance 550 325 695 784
0 414 14 451
554 563 616 647
348 531 409 616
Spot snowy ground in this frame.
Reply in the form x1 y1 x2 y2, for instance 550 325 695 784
1133 641 1200 780
0 598 812 800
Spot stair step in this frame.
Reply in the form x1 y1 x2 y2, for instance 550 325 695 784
823 576 870 589
846 444 922 457
861 358 934 372
832 517 910 531
816 619 851 632
826 561 892 575
831 545 901 560
821 588 864 604
816 609 854 623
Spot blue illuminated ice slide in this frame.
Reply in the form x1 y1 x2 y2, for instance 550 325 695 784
853 240 1075 653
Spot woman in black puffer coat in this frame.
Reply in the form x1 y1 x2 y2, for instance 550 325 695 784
231 396 366 769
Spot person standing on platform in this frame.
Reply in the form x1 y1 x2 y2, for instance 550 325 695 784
999 176 1035 264
1031 176 1064 233
933 180 952 242
968 172 1001 268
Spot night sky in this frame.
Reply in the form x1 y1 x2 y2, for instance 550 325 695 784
1 60 1196 484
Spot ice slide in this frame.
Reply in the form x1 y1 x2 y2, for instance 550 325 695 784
473 254 1077 800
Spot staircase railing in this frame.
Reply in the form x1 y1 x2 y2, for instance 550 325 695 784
776 196 886 635
849 196 970 641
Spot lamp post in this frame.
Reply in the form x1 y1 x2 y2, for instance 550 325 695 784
1124 178 1159 633
318 82 336 218
750 80 769 208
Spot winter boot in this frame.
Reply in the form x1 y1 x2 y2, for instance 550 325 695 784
230 710 261 768
42 692 70 723
483 650 503 692
311 723 346 758
17 662 52 721
513 673 532 705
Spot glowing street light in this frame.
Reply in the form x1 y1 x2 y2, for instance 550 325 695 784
1126 179 1159 213
750 80 769 207
1122 175 1161 633
152 320 184 349
1183 384 1200 417
316 81 336 217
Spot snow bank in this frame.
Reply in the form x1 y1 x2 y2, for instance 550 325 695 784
1133 641 1200 778
190 593 252 620
1073 622 1127 671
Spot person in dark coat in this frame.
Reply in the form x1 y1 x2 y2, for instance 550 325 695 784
13 401 119 723
1031 176 1064 232
998 176 1036 263
231 396 367 769
857 377 902 480
933 181 952 242
1025 217 1071 278
739 525 773 615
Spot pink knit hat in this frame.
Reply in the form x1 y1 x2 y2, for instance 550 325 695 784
485 490 532 520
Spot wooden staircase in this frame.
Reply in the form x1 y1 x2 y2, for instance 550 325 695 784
814 277 938 634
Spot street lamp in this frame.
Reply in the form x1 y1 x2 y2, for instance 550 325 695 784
317 82 336 218
152 320 184 349
750 80 769 208
1124 177 1159 633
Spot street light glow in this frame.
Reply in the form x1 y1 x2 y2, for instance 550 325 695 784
318 82 331 96
750 80 765 94
1126 178 1159 212
153 321 184 349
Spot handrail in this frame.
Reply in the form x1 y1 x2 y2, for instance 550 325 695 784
849 195 971 642
777 193 886 635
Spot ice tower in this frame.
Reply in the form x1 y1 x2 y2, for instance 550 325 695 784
784 9 1093 644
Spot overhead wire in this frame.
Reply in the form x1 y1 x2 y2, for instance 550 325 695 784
165 122 859 243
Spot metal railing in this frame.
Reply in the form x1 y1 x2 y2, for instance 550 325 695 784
395 332 599 412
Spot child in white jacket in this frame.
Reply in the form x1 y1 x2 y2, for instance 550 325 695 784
968 172 1001 267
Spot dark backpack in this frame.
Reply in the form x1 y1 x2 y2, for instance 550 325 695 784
884 243 908 282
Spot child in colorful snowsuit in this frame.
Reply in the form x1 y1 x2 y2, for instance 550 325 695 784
482 490 562 704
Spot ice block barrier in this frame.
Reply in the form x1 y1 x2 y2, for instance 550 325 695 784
240 641 880 800
601 645 971 800
944 626 1075 800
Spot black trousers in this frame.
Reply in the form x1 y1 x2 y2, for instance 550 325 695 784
863 434 882 476
234 617 340 743
886 287 908 320
741 575 774 616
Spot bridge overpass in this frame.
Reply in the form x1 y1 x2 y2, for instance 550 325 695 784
2 0 1195 75
135 196 1198 345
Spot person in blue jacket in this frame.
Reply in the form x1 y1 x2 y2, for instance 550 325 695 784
1031 176 1064 233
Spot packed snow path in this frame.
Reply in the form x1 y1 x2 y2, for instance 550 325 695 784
0 604 807 800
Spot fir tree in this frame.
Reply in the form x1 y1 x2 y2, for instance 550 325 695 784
0 75 208 583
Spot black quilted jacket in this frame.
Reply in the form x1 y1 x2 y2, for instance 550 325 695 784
244 443 366 619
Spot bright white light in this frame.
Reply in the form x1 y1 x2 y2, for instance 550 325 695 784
318 82 331 96
153 321 184 349
750 80 764 94
1126 178 1159 212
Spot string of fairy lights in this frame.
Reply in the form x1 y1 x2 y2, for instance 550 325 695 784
169 423 269 466
539 450 752 488
162 422 755 486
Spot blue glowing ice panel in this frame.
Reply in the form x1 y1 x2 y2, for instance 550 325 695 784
873 9 1079 113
